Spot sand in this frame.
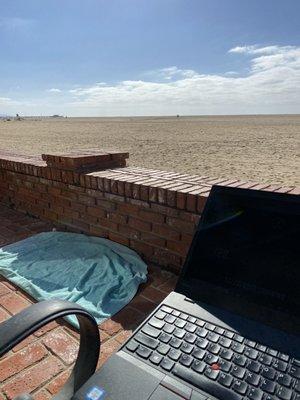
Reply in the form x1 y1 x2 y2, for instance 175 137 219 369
0 115 299 186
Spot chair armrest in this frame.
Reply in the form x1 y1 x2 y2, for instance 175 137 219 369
0 299 100 399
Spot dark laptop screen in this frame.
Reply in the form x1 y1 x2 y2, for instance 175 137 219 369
183 187 300 317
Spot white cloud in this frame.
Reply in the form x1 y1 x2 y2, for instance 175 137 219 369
66 44 300 115
47 88 62 93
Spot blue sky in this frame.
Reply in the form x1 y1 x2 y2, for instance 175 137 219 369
1 0 300 116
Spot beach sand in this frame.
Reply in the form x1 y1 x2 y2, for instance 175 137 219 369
0 114 299 186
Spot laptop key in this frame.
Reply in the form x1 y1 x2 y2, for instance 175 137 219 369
260 378 276 394
232 380 248 395
277 373 292 387
161 357 174 371
169 337 182 349
192 360 206 373
232 342 245 354
172 310 180 317
150 352 163 365
273 359 288 372
293 359 300 366
192 348 205 360
155 310 167 320
196 338 209 349
277 386 292 400
234 334 244 343
163 323 175 334
215 327 225 335
187 316 197 323
165 314 176 324
207 332 220 343
175 318 187 328
232 365 246 379
137 345 152 359
266 348 278 357
149 317 165 329
174 328 185 339
258 354 272 366
159 332 171 343
184 332 197 344
173 364 243 400
261 366 276 380
204 366 219 380
126 340 139 352
161 305 173 313
220 348 233 360
180 354 193 367
289 365 300 378
247 387 263 400
204 353 218 365
279 353 290 362
245 371 260 386
185 323 197 333
181 342 194 354
180 313 189 320
157 343 170 355
224 330 235 339
218 372 233 387
247 360 261 373
218 359 231 372
168 348 181 361
245 339 256 348
142 324 160 338
135 333 159 349
256 344 267 352
219 337 232 348
196 319 205 327
208 343 220 355
232 354 247 367
244 347 259 360
196 327 208 338
205 323 215 331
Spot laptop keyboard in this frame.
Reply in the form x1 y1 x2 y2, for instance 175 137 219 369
124 305 300 400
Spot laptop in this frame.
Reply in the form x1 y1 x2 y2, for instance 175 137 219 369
74 185 300 400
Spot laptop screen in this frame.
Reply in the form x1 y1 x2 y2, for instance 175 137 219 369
182 186 300 317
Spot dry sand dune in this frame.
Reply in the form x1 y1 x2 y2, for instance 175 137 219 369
0 114 299 186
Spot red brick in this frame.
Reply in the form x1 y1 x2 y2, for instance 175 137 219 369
46 370 71 395
108 232 129 246
34 390 51 400
152 223 180 240
129 295 157 316
138 210 165 223
98 217 118 231
100 319 123 336
0 342 47 382
106 212 127 225
0 306 10 323
86 206 106 218
140 286 167 304
140 232 165 248
0 282 10 297
150 203 179 217
115 330 133 344
12 335 37 352
128 217 151 232
130 239 153 257
96 199 117 211
2 356 63 399
166 217 195 234
118 202 140 216
43 329 79 365
1 292 31 314
118 224 140 240
166 240 189 257
89 225 108 237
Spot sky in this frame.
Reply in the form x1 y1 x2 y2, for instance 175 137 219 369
0 0 300 116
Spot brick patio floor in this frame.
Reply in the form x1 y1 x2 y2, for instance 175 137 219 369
0 206 177 400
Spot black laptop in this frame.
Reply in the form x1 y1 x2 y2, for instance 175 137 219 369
74 185 300 400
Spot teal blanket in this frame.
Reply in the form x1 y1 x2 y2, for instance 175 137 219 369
0 232 147 326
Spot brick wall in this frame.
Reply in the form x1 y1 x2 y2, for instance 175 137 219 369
0 150 298 274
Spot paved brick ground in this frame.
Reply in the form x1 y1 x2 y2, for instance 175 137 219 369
0 206 177 399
